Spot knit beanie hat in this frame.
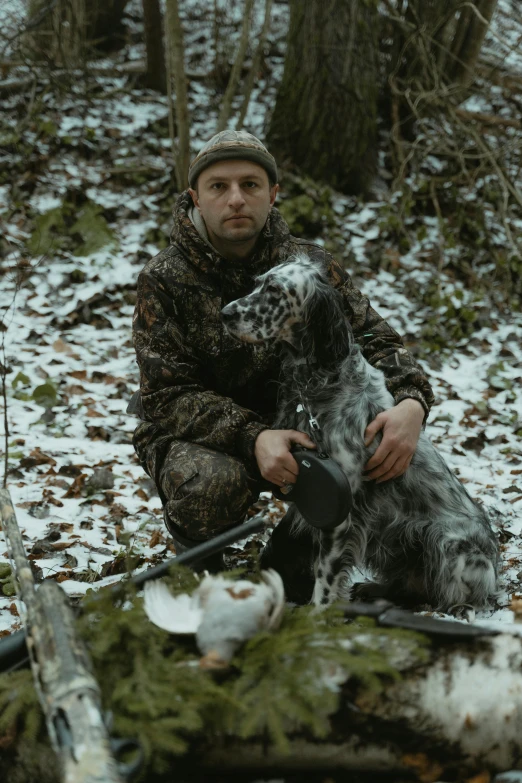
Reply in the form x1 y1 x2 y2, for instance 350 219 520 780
188 130 278 188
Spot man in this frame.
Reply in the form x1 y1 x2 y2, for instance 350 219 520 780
132 130 434 598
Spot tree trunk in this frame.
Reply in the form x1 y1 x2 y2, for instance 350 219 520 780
25 0 129 63
142 0 167 93
391 0 498 99
450 0 498 85
267 0 379 196
165 0 191 191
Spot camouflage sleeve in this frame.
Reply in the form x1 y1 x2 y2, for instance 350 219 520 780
133 271 267 469
325 256 435 419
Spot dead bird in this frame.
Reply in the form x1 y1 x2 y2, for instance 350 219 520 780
143 569 285 668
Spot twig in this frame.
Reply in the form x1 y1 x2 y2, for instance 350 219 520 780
455 108 521 129
1 360 8 489
430 179 445 300
390 89 405 169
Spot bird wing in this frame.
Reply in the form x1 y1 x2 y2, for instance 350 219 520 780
143 580 202 634
260 569 286 631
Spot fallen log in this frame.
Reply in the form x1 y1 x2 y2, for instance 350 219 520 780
174 628 522 781
5 610 522 781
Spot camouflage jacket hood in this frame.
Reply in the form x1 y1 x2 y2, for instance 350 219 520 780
169 190 289 278
132 191 434 474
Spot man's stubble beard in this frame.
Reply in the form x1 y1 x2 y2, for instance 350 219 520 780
217 219 261 245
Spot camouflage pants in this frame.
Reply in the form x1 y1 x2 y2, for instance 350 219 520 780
134 423 262 542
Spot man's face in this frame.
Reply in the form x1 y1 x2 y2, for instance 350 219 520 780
189 160 279 259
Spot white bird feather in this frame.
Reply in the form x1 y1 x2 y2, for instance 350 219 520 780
143 569 286 667
143 579 203 634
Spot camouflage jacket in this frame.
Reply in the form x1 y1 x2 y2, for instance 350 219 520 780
132 192 434 472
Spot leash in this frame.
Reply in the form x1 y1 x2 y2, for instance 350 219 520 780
292 361 328 457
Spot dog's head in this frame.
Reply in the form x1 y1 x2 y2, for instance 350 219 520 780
221 254 352 362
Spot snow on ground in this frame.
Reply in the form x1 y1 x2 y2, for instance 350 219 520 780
0 0 521 637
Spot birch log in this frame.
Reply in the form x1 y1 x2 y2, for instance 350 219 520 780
174 628 522 780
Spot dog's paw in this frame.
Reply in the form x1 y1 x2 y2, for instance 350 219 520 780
447 603 476 623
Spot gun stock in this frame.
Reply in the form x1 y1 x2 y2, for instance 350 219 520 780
0 488 124 783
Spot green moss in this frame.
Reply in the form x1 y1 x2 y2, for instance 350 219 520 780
28 199 117 258
28 206 67 256
144 226 169 250
70 202 117 257
277 173 335 238
0 563 15 596
278 194 333 236
69 269 87 284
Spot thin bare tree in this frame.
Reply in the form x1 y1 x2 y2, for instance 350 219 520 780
142 0 167 93
216 0 256 133
236 0 273 130
165 0 191 191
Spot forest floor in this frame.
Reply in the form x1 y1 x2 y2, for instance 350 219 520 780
0 0 521 645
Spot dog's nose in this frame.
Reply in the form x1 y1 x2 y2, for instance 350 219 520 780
221 305 239 322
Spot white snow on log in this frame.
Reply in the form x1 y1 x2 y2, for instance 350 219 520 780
416 634 522 766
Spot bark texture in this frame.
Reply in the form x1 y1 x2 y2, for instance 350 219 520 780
267 0 379 195
392 0 498 96
26 0 129 63
142 0 167 93
165 0 191 191
148 630 522 780
450 0 498 85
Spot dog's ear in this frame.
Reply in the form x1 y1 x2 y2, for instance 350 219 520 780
300 279 352 364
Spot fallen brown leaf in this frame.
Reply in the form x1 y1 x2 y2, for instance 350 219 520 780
20 447 57 469
63 473 87 498
52 337 74 355
86 408 104 418
149 529 164 548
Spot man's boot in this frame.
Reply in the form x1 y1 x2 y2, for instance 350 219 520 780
163 509 225 573
259 507 315 604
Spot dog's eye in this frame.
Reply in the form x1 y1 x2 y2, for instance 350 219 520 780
266 284 280 294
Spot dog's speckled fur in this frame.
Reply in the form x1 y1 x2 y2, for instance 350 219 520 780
222 256 499 612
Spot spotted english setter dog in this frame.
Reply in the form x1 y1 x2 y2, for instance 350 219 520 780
221 255 499 616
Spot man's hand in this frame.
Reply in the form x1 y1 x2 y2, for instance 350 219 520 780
255 429 316 487
363 398 425 483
